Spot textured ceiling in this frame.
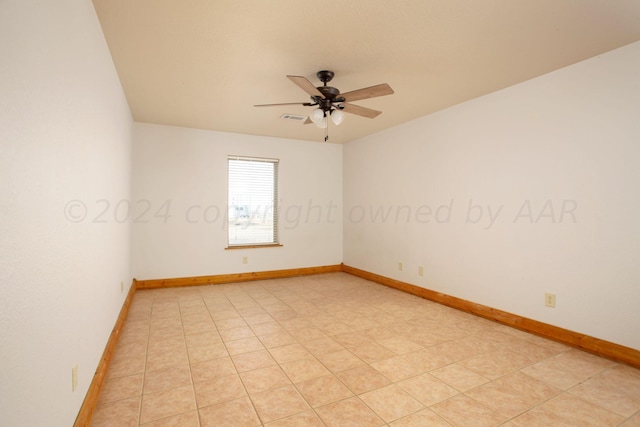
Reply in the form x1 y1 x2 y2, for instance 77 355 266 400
92 0 640 144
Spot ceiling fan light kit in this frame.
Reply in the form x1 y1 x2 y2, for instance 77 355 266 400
309 108 325 125
330 109 344 125
255 70 393 141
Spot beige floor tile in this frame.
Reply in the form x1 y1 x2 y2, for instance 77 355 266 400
506 337 565 362
111 339 147 360
429 340 476 364
431 394 506 427
249 321 286 336
148 325 184 343
430 363 490 392
522 334 572 354
336 364 392 394
145 347 189 372
242 313 274 326
508 392 625 426
397 373 459 406
301 336 345 356
184 331 222 349
91 396 140 427
268 343 314 364
139 385 196 424
521 348 615 389
218 325 255 341
390 408 454 427
315 397 385 427
458 348 536 379
240 365 292 394
316 349 365 373
258 331 298 348
214 317 247 330
120 323 150 343
360 384 425 423
139 410 199 426
288 326 329 342
147 335 185 355
332 331 372 348
224 336 265 355
376 336 424 354
370 355 423 382
263 410 324 426
107 351 147 379
231 349 277 372
342 315 381 331
466 371 560 418
187 341 228 363
143 365 191 394
209 309 242 322
250 384 310 423
349 341 397 363
198 396 260 427
193 374 246 408
280 358 330 383
190 356 237 383
182 320 216 335
453 318 497 335
569 371 640 417
97 274 640 427
402 347 450 372
99 373 143 404
620 412 640 426
295 374 354 407
269 308 300 321
366 325 407 341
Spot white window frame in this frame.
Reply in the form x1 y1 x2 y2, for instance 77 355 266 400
227 155 280 248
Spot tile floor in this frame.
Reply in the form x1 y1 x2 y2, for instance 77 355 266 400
90 272 640 426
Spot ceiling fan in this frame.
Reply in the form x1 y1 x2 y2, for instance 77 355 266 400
255 70 394 141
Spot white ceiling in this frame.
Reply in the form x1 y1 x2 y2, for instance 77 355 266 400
93 0 640 144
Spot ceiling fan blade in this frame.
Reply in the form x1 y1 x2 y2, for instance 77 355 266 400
341 83 394 102
342 103 382 119
254 102 313 107
287 75 323 97
303 117 312 125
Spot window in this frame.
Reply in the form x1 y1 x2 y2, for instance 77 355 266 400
227 156 279 247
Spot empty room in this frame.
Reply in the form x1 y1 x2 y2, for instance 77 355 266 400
2 1 640 426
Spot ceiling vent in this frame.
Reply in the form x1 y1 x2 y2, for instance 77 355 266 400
280 113 307 122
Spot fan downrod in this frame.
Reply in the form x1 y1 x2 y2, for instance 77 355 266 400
315 70 340 100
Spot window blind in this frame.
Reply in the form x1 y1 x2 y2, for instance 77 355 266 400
228 156 279 246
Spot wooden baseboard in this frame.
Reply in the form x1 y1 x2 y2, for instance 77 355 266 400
135 264 343 289
341 264 640 369
74 279 137 427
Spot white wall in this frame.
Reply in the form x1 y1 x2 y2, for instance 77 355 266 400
344 41 640 350
0 1 133 426
132 123 343 279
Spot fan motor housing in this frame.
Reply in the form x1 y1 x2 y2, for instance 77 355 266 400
317 86 340 99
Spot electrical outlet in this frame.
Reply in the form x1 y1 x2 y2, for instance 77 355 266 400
72 364 78 392
545 293 556 308
418 266 424 276
120 281 124 293
398 262 403 271
242 256 248 264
